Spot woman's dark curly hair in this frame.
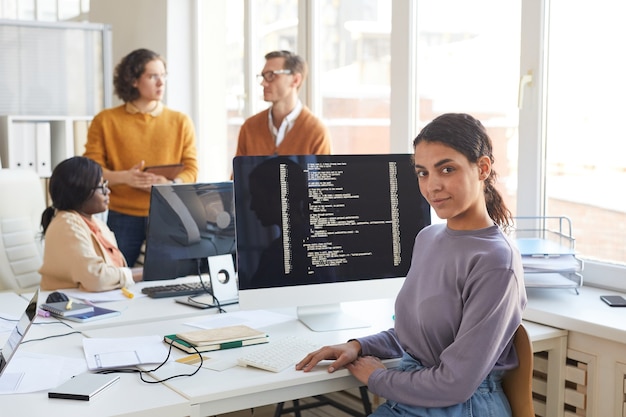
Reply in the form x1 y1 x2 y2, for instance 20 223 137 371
40 157 102 234
113 48 166 103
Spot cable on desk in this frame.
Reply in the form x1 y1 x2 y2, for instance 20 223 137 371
21 319 83 343
96 338 204 384
21 330 83 343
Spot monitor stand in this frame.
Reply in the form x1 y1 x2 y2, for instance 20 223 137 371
297 304 370 332
181 255 238 309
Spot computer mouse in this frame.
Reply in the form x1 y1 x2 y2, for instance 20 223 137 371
46 291 69 303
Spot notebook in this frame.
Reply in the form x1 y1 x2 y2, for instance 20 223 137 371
41 301 94 317
0 289 39 378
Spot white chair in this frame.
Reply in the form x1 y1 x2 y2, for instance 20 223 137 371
0 169 46 292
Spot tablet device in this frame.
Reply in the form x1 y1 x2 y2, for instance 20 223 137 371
143 163 184 180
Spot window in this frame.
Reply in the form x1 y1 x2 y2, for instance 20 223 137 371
415 0 521 216
545 0 626 267
0 0 88 21
225 0 298 161
318 0 391 154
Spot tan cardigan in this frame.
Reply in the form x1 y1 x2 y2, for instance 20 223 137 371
39 211 134 292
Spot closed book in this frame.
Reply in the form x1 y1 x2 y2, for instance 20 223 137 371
164 334 269 354
41 301 94 317
175 325 266 346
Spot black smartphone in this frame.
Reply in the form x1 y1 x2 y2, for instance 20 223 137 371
600 295 626 307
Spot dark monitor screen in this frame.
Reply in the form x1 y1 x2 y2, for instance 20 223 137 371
143 182 236 281
233 154 431 330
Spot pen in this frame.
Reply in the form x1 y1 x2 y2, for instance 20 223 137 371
121 287 134 299
37 309 50 318
65 299 73 310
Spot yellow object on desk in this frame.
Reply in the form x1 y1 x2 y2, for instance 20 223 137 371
121 287 134 299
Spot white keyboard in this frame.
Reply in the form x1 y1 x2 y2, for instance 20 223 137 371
237 336 319 373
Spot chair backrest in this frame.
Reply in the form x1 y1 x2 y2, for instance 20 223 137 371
502 323 535 417
0 169 46 292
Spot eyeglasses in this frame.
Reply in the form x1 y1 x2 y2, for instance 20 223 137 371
256 69 292 83
94 180 109 193
146 73 168 82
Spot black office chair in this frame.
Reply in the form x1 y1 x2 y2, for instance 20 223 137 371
274 386 372 417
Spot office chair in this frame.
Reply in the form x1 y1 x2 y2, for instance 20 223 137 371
503 324 535 417
0 169 45 292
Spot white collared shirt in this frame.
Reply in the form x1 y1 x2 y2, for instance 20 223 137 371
268 100 303 146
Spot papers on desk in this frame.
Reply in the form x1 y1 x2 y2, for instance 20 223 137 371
83 335 169 370
515 237 583 289
0 352 85 394
521 254 582 272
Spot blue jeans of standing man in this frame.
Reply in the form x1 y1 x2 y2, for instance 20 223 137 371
107 210 147 267
370 352 511 417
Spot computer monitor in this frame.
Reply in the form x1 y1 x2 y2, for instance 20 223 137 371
143 182 236 282
233 154 431 331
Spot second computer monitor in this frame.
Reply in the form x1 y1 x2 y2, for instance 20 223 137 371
142 182 236 281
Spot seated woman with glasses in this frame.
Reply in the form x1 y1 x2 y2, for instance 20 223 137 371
39 156 143 292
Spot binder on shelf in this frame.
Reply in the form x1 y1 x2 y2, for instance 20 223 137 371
11 122 36 170
4 121 51 175
35 122 51 176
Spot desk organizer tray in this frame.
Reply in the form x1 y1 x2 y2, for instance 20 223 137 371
511 216 583 293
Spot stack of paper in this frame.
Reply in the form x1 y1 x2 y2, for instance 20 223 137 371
164 325 269 354
516 238 583 289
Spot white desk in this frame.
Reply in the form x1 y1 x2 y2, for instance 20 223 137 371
0 315 191 417
82 299 568 417
1 289 569 417
525 286 626 344
0 291 27 315
30 276 228 331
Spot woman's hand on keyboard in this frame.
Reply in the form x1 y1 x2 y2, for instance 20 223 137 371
295 340 361 373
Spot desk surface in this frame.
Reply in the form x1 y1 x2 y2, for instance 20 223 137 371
1 290 568 417
0 319 190 417
525 285 626 344
25 276 227 331
83 300 566 417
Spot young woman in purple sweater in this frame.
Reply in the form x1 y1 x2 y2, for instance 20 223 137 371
297 113 527 417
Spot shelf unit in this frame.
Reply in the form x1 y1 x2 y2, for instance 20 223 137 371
511 216 583 293
0 115 92 177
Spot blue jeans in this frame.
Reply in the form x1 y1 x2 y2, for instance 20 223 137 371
107 210 147 267
371 353 511 417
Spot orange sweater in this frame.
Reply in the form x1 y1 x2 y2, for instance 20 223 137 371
84 104 198 216
235 106 331 156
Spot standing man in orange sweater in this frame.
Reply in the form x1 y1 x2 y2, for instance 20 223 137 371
84 48 198 267
235 50 331 156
